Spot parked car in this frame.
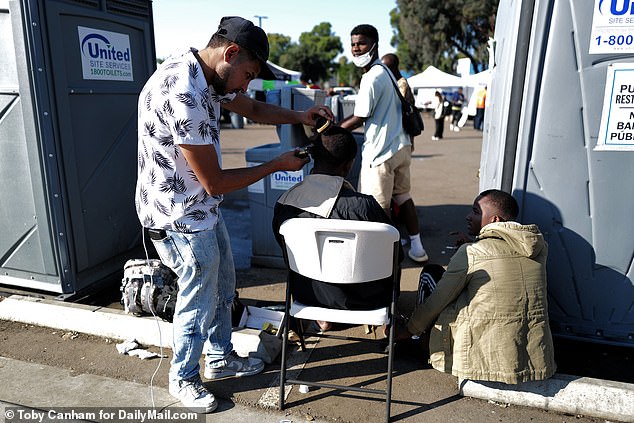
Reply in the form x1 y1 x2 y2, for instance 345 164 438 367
332 86 357 96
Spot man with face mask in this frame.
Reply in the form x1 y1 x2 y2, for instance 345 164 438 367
397 189 556 385
135 16 333 414
340 24 428 264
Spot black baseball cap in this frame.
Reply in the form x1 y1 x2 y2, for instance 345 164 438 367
215 16 276 80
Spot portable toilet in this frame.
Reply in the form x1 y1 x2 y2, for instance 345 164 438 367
245 87 326 268
482 0 633 345
0 0 155 298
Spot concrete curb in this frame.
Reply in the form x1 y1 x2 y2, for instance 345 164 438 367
460 375 634 423
0 294 173 348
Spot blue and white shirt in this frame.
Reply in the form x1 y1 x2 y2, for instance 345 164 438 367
135 49 235 232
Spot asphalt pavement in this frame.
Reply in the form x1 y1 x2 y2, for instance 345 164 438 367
0 114 633 423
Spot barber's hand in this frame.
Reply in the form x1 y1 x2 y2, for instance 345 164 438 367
301 105 334 126
272 150 310 172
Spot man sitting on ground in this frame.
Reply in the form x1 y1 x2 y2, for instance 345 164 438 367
272 125 403 331
401 189 556 384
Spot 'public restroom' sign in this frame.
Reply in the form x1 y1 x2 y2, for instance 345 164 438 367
78 26 134 81
590 0 634 54
597 63 634 151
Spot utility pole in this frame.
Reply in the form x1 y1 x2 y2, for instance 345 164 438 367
253 15 268 28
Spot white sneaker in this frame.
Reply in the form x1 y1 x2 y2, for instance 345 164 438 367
169 375 217 413
408 248 429 263
431 136 439 141
204 351 264 380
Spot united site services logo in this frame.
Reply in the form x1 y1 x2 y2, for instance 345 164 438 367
590 0 634 54
599 0 634 15
80 32 131 62
77 26 133 81
271 170 304 190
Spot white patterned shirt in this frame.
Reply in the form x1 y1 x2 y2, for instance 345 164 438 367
135 49 235 232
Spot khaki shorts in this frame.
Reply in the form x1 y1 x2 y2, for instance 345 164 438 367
359 146 411 209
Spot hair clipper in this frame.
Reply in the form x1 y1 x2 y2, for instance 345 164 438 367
295 145 312 159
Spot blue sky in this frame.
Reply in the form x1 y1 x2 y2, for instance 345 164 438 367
152 0 398 61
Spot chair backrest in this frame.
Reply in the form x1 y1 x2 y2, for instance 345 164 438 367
279 218 400 284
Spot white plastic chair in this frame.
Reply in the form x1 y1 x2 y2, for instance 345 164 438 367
278 218 400 423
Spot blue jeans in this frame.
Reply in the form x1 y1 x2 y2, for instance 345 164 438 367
151 214 236 382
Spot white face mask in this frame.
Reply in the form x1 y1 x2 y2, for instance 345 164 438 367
352 44 376 68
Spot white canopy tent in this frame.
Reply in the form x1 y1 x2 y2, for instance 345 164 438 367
408 66 464 109
407 65 464 89
462 69 492 88
408 66 492 111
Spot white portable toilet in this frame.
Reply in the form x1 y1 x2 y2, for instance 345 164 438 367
481 0 634 346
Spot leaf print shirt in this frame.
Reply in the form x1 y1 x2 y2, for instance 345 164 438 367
135 48 236 232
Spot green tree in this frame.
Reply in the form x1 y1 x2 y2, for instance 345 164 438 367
394 0 498 73
267 33 291 65
388 8 419 72
279 22 343 84
335 56 363 88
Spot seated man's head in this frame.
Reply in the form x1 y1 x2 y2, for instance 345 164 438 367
466 189 519 236
310 126 357 177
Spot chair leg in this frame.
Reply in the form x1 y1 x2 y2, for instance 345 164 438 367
279 313 290 410
385 247 399 422
296 318 307 352
385 317 395 422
